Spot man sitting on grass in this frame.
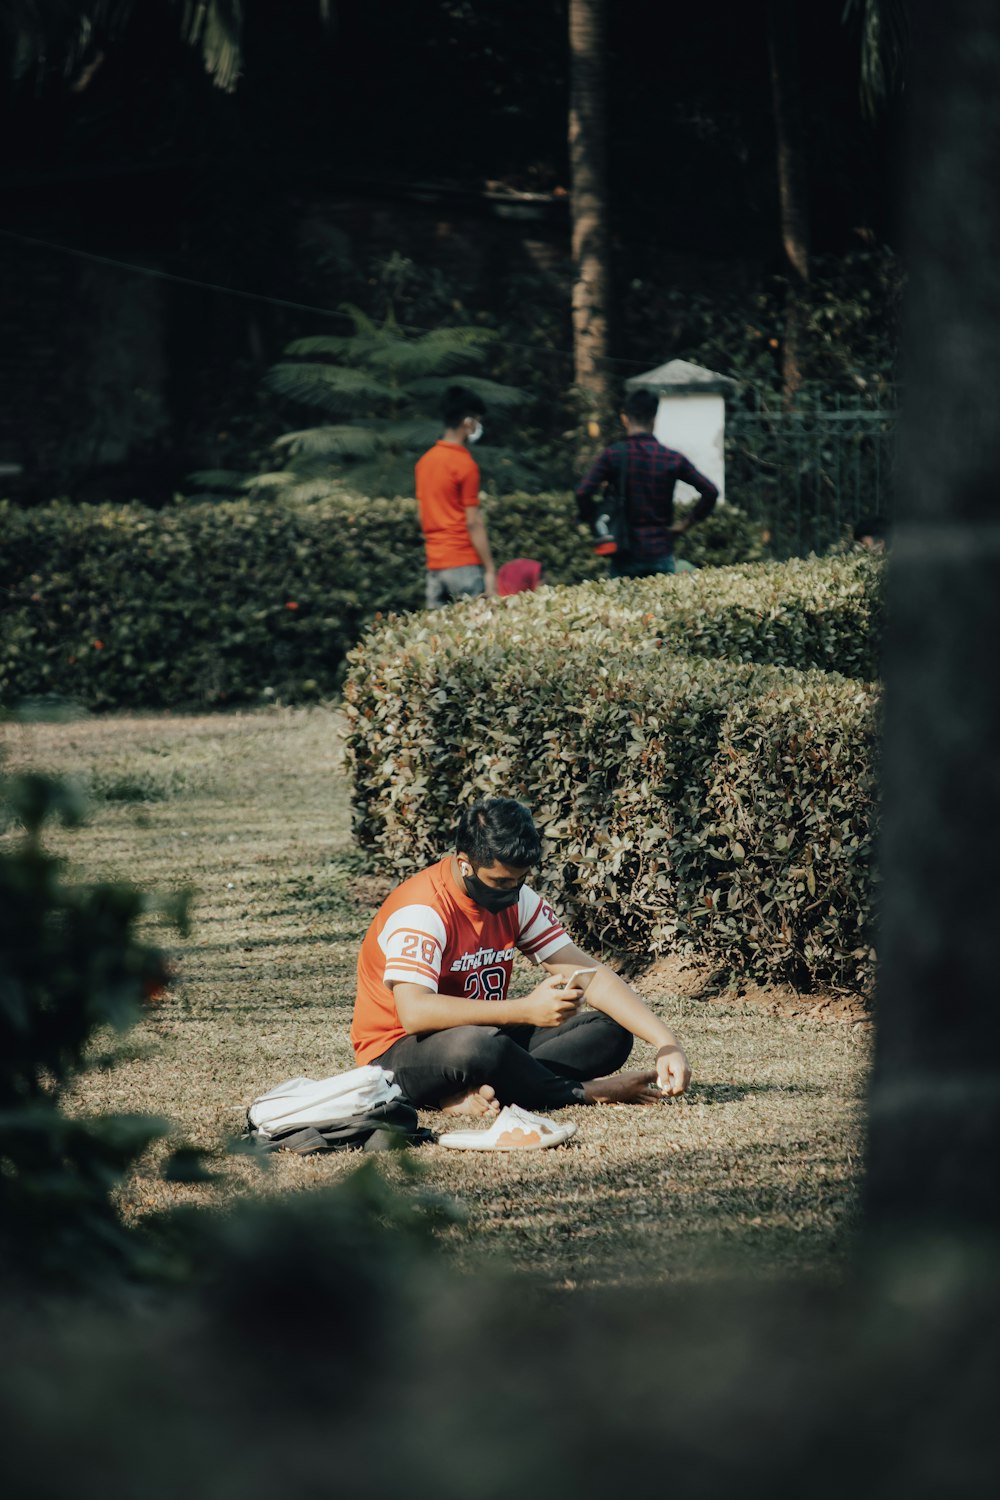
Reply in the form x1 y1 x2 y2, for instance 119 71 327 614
350 797 690 1116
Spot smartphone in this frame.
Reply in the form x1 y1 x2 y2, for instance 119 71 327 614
558 967 597 992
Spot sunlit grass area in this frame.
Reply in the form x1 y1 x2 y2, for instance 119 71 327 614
2 707 871 1287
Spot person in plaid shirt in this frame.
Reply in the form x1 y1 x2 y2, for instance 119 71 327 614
575 387 719 577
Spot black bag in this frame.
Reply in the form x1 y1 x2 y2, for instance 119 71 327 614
582 442 632 558
247 1099 435 1156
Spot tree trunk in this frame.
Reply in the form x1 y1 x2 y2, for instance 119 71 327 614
866 0 1000 1238
569 0 611 439
767 0 810 401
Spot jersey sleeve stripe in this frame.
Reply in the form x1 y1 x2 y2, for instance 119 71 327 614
378 904 448 956
379 930 444 958
521 933 569 963
521 922 566 955
388 927 442 946
384 959 438 982
518 894 545 939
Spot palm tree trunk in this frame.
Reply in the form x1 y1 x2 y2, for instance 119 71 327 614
569 0 611 438
767 0 810 401
866 0 1000 1238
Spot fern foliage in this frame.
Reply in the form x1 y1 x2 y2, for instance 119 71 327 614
259 306 531 497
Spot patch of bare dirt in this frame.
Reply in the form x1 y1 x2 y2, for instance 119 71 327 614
640 953 871 1028
347 873 395 908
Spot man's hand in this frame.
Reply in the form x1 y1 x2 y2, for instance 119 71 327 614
655 1043 691 1096
484 568 497 598
518 973 583 1028
667 520 690 538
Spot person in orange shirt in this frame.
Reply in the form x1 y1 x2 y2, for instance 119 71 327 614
415 385 497 609
351 797 691 1117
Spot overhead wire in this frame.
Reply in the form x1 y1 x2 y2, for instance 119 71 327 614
0 225 654 372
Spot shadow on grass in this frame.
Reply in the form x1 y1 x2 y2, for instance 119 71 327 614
223 904 367 921
186 928 361 955
86 1040 164 1070
685 1080 825 1104
430 1135 863 1288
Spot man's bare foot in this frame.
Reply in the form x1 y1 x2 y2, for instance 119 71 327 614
438 1084 500 1117
582 1069 661 1105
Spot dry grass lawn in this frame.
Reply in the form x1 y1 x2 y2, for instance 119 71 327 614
2 706 871 1288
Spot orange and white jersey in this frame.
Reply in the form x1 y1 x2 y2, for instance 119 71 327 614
351 856 569 1065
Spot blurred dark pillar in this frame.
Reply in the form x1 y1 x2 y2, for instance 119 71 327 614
867 0 1000 1233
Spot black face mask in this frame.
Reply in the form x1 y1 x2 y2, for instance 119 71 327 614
463 870 523 913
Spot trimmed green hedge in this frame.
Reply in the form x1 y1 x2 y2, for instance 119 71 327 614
436 552 883 681
0 495 423 709
0 492 765 710
344 558 880 992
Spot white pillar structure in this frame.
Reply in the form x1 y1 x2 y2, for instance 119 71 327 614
625 359 738 503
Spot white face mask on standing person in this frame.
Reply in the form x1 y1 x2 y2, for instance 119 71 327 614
467 419 483 445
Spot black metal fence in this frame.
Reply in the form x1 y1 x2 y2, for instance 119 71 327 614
724 391 897 558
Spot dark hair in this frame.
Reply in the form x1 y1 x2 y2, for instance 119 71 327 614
442 384 486 429
455 797 541 868
852 514 888 542
623 388 659 426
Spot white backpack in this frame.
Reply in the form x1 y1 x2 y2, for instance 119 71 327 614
245 1066 428 1155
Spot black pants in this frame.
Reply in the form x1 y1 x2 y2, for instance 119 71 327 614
375 1010 633 1112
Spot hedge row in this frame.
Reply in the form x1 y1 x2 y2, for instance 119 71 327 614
0 492 764 710
466 552 883 682
344 565 879 992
